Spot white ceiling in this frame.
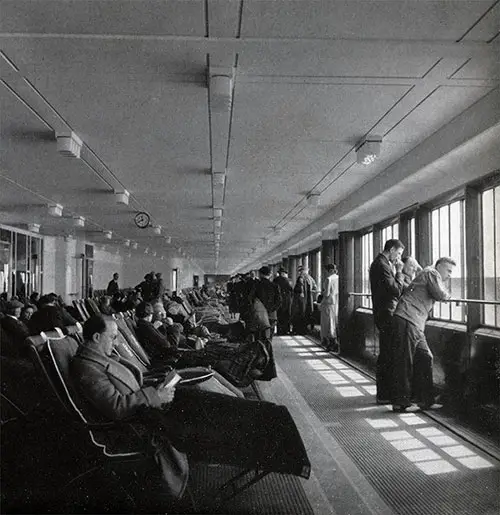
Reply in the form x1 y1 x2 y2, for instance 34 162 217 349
0 0 499 273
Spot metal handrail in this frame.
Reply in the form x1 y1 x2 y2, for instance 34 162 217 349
348 292 500 306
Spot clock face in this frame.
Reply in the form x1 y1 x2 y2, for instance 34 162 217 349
134 211 150 229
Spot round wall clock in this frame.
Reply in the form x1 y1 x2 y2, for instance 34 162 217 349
134 211 151 229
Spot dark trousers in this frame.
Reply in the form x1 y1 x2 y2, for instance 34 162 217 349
392 315 434 407
276 311 291 335
159 389 309 475
374 313 394 401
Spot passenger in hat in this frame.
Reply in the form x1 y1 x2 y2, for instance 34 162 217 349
1 299 30 357
292 266 318 335
274 268 293 335
20 304 36 323
28 294 68 336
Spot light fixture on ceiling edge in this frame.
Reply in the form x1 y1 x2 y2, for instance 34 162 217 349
355 135 382 165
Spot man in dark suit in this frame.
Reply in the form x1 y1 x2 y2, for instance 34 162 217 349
106 272 120 296
254 266 282 341
28 294 68 335
369 239 405 404
1 300 30 357
134 302 178 365
274 268 293 335
71 315 310 503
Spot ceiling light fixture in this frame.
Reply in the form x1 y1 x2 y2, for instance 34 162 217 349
213 208 223 219
115 189 130 205
132 242 138 249
356 136 382 165
144 247 149 254
209 69 234 111
307 192 321 207
152 225 162 235
124 239 130 247
56 132 82 158
165 236 172 244
27 223 40 233
48 203 63 217
214 219 222 229
103 230 112 240
72 216 85 228
212 172 226 186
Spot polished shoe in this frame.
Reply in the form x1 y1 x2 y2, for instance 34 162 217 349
392 404 420 413
418 402 443 410
376 398 391 405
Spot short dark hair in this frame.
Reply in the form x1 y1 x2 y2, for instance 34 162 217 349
38 294 54 306
259 266 271 276
383 239 405 252
325 263 337 272
83 315 108 342
136 301 154 319
435 257 456 268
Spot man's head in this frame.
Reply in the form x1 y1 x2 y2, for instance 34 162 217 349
325 263 337 274
297 265 306 276
278 268 288 277
20 305 35 321
259 266 271 279
152 301 167 321
136 301 154 321
156 272 162 279
5 299 24 318
435 257 456 281
83 315 118 356
383 239 405 263
402 256 420 278
38 294 57 307
113 272 119 281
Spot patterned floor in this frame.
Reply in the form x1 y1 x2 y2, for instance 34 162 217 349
272 335 500 515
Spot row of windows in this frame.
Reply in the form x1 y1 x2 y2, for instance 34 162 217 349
359 183 499 328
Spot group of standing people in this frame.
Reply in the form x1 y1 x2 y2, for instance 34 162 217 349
369 239 456 412
227 263 339 351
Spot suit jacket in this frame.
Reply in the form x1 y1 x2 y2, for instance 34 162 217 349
274 276 293 313
0 315 30 350
106 279 119 296
29 305 67 335
135 318 177 365
71 345 163 422
253 278 282 321
71 344 189 501
369 253 404 322
395 266 451 331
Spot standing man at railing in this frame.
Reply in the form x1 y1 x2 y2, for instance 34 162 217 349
369 239 405 404
392 257 455 412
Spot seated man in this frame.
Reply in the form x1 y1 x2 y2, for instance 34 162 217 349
135 302 178 365
71 315 310 500
1 300 30 357
29 294 75 335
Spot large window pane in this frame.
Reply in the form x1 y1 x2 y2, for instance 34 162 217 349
482 186 499 327
431 200 466 322
0 229 12 295
15 233 27 299
361 232 373 308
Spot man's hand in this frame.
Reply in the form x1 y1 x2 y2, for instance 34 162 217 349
394 259 404 273
156 385 176 404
